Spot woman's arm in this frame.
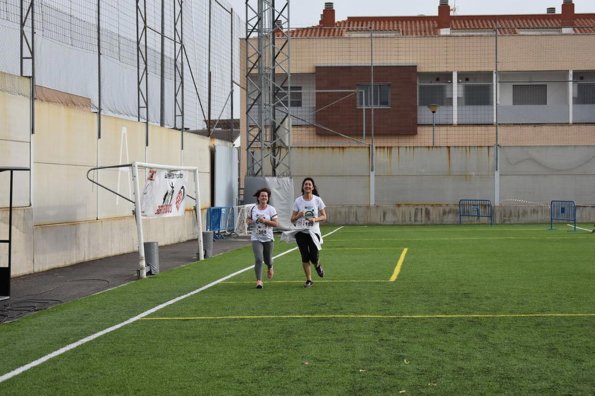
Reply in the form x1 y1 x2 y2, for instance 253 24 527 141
313 208 326 223
290 210 302 224
268 216 279 227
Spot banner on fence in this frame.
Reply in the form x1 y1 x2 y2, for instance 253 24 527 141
141 169 187 217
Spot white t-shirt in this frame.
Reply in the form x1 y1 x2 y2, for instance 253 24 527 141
293 195 325 235
249 205 278 242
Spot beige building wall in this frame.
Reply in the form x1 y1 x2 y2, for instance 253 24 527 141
288 34 595 72
291 124 595 147
240 33 595 157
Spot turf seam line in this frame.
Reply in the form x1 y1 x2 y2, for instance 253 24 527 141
0 226 344 383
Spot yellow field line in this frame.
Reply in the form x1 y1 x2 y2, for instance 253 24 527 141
141 313 595 321
326 235 589 242
389 248 408 282
324 247 405 250
222 280 389 284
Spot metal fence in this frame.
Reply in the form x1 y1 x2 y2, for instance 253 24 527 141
267 26 595 148
0 0 242 132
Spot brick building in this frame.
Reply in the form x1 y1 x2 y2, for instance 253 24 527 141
242 0 595 147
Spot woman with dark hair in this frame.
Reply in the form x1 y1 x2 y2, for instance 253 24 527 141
287 177 327 288
246 187 279 289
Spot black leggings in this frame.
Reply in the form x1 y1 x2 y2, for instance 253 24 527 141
295 232 320 264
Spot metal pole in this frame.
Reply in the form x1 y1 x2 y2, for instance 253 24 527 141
194 169 204 260
369 27 375 206
97 0 101 139
136 0 140 122
208 0 212 136
181 1 184 149
494 23 500 206
160 0 165 127
131 163 147 279
8 171 14 291
271 2 278 175
31 0 35 135
432 113 435 146
257 0 264 174
230 8 234 139
370 27 375 159
20 1 23 77
144 0 149 147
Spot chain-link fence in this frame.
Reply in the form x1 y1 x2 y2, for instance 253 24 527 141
0 0 242 131
277 25 595 148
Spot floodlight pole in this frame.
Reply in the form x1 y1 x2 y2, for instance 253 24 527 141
245 0 291 177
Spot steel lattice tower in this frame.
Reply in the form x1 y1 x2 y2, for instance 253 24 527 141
245 0 291 177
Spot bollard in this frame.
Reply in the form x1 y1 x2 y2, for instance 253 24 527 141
144 242 160 275
201 231 214 259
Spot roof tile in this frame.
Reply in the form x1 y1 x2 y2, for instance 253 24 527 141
286 13 595 37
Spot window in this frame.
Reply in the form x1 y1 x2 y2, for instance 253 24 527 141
450 29 495 36
464 84 492 106
357 84 390 108
518 28 561 35
576 83 595 104
419 85 446 106
277 86 302 107
513 85 547 105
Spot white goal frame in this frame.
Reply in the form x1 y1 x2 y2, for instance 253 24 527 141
88 161 203 279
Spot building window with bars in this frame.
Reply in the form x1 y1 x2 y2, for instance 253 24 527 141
575 83 595 104
513 84 547 105
463 84 492 106
357 84 390 108
418 84 446 106
278 86 303 107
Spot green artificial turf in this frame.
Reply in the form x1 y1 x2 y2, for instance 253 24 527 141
1 225 593 394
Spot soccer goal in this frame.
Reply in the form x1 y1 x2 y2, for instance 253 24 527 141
87 161 203 279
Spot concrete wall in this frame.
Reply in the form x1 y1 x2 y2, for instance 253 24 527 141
326 204 595 225
288 145 595 224
0 72 226 276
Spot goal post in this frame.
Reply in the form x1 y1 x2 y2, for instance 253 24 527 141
131 162 203 278
88 161 203 279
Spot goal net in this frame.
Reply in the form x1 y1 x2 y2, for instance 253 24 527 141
233 204 255 237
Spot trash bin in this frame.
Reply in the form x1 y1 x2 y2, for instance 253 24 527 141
144 242 160 275
202 231 214 259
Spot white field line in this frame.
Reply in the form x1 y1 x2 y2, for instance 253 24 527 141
567 224 592 232
0 226 344 383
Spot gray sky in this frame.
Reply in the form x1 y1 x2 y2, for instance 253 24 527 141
223 0 595 27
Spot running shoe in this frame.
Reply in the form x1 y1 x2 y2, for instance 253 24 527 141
304 280 313 288
267 266 274 279
315 263 324 278
256 280 263 289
